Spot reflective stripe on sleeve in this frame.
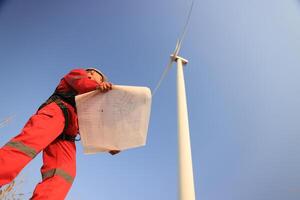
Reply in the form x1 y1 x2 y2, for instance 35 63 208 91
5 141 37 158
42 168 74 184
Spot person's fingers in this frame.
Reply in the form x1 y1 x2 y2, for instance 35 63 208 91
103 86 109 92
104 82 112 91
104 83 109 89
100 85 104 92
98 82 113 92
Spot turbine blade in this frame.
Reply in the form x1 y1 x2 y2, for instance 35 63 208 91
152 59 174 96
175 0 194 56
152 0 194 97
0 115 14 129
173 40 181 57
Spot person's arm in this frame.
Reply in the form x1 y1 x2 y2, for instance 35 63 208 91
64 69 111 94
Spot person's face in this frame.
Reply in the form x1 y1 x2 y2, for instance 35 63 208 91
87 70 104 84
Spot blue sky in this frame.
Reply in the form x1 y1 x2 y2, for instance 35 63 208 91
0 0 300 199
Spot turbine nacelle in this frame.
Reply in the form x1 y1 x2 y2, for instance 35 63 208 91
170 54 188 65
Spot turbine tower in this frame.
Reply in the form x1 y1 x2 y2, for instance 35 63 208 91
174 54 195 200
153 1 195 199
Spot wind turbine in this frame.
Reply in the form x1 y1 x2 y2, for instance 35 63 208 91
0 115 14 129
153 1 196 200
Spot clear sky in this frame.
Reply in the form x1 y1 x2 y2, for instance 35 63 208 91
0 0 300 199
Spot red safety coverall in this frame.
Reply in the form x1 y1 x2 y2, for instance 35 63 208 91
0 69 102 199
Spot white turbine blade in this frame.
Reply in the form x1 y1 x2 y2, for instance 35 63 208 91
152 59 174 96
152 0 194 97
0 115 14 129
175 0 194 56
173 40 181 57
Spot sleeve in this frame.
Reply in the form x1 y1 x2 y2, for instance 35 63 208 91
63 69 101 94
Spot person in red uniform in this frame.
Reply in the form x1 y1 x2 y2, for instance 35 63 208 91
0 68 120 199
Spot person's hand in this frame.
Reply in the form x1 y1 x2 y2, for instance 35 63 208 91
98 82 112 93
109 150 121 155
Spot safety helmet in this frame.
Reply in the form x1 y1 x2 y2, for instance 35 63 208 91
85 68 108 82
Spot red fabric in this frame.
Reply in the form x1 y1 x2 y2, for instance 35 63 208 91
31 139 76 200
55 68 101 136
0 69 101 199
56 68 100 95
0 103 66 187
